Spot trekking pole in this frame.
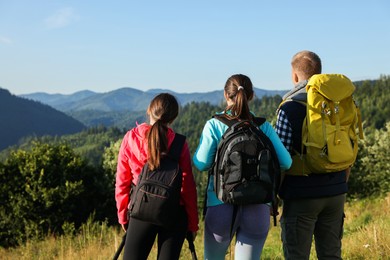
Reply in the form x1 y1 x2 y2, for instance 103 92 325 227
186 232 198 260
113 233 126 260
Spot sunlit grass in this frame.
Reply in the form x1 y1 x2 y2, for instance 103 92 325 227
1 194 389 259
260 193 390 260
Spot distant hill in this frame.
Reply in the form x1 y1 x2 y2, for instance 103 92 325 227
20 87 287 113
0 88 86 151
22 90 97 107
19 87 287 127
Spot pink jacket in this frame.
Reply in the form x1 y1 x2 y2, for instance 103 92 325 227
115 123 199 232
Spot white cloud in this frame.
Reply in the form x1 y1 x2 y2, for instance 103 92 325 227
0 36 12 45
45 7 79 29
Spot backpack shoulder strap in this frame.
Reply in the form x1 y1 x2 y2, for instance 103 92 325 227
168 133 186 161
279 97 306 108
252 116 266 126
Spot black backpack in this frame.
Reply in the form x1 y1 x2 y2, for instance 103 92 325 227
128 133 186 227
209 115 281 224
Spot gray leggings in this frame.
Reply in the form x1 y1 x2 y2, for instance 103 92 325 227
204 203 270 260
281 194 346 260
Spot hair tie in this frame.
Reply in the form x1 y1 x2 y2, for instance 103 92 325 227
237 86 244 91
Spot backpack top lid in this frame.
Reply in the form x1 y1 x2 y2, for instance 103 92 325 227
307 74 355 101
213 113 266 128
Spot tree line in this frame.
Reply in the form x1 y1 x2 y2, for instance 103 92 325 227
0 76 389 247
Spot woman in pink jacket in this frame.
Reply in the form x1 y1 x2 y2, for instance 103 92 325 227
115 93 199 260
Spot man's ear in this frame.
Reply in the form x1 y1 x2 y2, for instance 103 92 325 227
292 70 299 84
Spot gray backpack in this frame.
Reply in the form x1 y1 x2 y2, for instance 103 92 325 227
208 115 281 225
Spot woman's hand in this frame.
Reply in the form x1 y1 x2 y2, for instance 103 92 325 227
192 231 197 241
187 231 197 241
121 223 128 232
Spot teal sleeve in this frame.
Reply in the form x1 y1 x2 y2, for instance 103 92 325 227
260 122 292 170
193 119 227 171
193 118 228 206
193 120 216 171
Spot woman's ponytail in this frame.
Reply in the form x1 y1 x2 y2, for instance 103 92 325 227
147 120 168 171
223 74 254 121
146 93 179 170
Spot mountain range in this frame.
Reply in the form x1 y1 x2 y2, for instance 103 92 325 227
0 87 286 151
20 87 287 113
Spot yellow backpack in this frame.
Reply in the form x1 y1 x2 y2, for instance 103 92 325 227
285 74 363 175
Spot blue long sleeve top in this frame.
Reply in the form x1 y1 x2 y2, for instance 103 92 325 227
193 113 292 207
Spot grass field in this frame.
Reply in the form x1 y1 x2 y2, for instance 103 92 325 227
1 193 389 260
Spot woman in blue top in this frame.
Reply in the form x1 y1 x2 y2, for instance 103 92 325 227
193 74 292 260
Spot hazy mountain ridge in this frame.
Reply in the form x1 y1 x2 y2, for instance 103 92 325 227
20 87 287 113
25 90 97 106
1 87 286 150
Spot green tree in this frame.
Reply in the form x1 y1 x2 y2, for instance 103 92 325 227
101 138 123 224
0 142 110 247
250 94 282 123
102 139 122 177
354 75 389 130
349 122 390 198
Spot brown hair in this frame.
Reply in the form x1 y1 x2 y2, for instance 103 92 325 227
146 93 179 170
223 74 254 121
291 50 322 78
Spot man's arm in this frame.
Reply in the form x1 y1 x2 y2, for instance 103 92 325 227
275 109 293 153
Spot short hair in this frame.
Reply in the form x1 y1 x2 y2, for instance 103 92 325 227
291 50 322 78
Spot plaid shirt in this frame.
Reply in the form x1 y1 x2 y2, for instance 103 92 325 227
275 109 293 153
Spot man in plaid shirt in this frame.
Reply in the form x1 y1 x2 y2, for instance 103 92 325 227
275 50 348 260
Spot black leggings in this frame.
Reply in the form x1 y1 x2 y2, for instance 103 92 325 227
123 207 187 260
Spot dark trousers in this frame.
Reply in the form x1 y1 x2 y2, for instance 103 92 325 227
281 194 346 260
123 207 187 260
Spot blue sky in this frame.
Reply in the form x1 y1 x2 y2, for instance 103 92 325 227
1 1 389 95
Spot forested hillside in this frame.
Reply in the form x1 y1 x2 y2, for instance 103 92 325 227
0 89 86 150
354 75 389 130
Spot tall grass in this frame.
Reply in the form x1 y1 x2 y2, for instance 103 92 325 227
260 194 390 260
1 194 389 259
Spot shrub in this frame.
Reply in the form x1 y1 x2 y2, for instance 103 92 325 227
0 142 112 247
